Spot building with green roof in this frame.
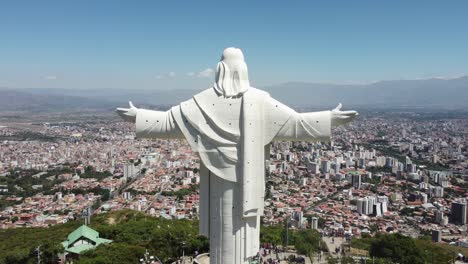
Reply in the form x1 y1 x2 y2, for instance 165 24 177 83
61 224 112 261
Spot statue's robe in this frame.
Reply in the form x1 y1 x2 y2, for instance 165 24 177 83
135 87 331 263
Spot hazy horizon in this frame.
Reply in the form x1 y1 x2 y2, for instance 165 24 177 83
1 74 467 92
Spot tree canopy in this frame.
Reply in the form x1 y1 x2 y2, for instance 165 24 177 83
352 233 465 264
0 210 208 264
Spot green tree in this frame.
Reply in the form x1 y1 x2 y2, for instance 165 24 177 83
352 233 458 264
4 249 29 264
373 258 393 264
340 256 356 264
260 225 283 245
294 229 321 257
369 233 425 264
78 243 145 264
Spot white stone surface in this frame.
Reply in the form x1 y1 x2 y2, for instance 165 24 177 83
116 47 358 264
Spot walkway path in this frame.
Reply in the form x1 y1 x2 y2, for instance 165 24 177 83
322 236 346 257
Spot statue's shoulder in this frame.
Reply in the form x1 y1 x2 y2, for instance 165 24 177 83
190 87 270 102
192 87 218 101
245 87 270 98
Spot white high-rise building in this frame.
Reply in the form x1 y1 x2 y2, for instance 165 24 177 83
307 162 320 174
293 211 304 228
351 174 362 189
381 202 388 214
320 160 331 174
419 182 429 190
280 161 289 172
450 199 467 225
268 164 277 173
420 193 428 204
431 186 444 198
440 180 450 188
406 156 412 165
432 230 442 243
373 202 382 216
311 217 319 230
356 198 364 214
358 158 366 168
122 192 132 200
435 210 444 224
376 156 386 167
335 173 345 181
334 156 343 167
357 198 369 215
123 163 137 180
377 195 389 205
406 164 417 173
385 157 395 168
367 196 377 215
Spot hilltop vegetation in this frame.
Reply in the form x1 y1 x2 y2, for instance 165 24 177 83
0 210 327 264
2 210 465 264
260 225 327 257
0 210 208 264
351 233 466 264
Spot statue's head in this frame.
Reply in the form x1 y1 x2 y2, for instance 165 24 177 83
214 47 250 97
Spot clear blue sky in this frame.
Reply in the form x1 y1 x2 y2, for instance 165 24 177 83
1 0 467 90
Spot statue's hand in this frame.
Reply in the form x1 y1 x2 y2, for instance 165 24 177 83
331 103 358 127
116 101 138 123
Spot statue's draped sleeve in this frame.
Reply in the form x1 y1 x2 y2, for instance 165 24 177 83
266 97 332 142
135 109 184 139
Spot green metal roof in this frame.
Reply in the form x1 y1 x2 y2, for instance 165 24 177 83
67 225 100 244
62 225 112 254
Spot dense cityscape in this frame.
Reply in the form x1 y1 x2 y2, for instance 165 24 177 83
3 0 468 262
0 110 467 263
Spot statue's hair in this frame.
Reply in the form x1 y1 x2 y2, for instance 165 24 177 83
214 47 250 97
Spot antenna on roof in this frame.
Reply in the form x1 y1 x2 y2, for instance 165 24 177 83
88 206 91 225
34 245 42 264
82 206 91 225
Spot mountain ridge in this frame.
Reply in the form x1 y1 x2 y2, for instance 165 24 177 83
1 76 467 111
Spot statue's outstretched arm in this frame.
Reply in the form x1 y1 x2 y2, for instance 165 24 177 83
116 101 184 139
330 103 359 127
271 99 358 142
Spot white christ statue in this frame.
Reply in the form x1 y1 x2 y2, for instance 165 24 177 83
117 47 358 264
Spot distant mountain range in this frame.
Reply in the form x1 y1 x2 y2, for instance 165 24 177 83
266 76 468 109
1 76 467 112
0 89 117 112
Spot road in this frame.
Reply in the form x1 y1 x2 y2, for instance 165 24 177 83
322 236 346 257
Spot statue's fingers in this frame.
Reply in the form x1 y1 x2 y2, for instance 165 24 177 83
116 108 128 113
346 113 359 120
333 103 343 111
340 110 357 115
335 115 350 119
